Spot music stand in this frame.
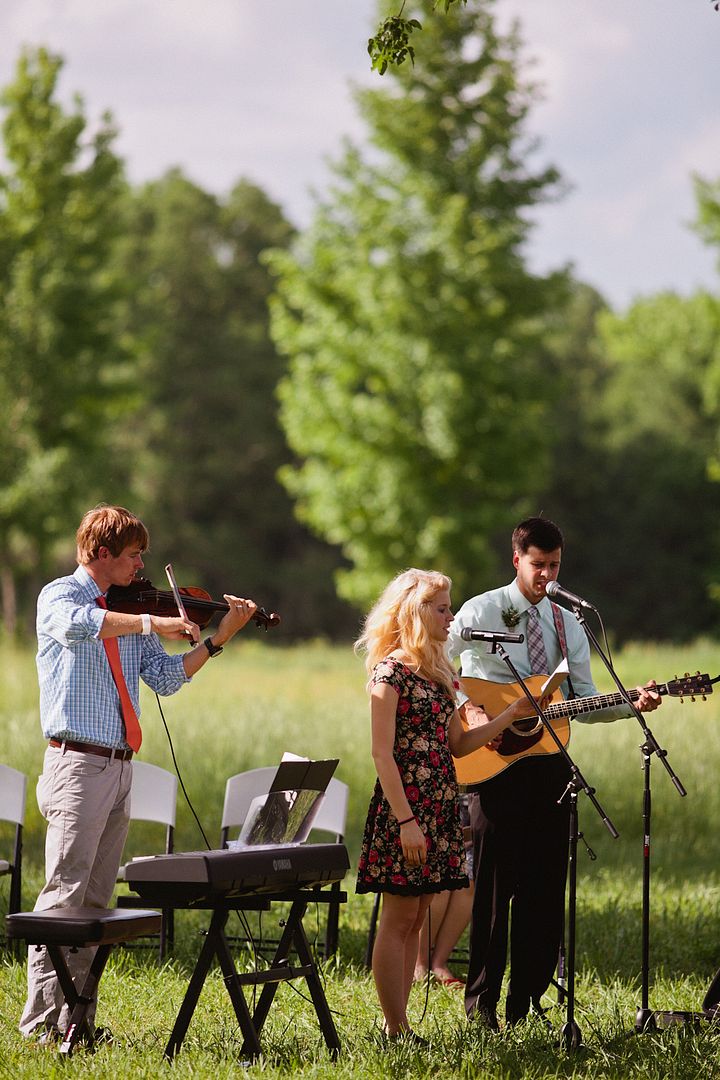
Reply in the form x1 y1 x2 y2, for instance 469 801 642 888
234 758 338 848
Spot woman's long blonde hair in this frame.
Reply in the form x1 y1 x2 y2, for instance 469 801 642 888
355 568 457 698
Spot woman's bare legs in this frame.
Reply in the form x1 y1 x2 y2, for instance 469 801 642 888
373 892 433 1035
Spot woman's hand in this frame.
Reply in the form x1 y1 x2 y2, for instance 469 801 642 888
505 692 552 722
400 818 427 866
451 692 553 758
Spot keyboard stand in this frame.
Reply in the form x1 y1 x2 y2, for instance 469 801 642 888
164 889 344 1061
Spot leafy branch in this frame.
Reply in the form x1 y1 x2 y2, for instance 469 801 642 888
368 1 467 76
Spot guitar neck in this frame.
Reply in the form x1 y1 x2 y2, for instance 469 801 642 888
544 682 669 720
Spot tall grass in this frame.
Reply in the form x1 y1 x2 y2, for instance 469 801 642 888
2 636 720 1077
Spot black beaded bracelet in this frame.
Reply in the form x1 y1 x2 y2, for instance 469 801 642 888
398 815 415 826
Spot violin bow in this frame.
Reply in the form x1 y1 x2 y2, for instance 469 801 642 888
164 563 195 643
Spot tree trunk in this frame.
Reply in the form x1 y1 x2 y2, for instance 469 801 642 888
1 564 17 636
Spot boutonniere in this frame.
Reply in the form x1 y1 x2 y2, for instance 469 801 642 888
501 604 520 629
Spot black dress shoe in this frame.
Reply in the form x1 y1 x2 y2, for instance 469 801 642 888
531 1002 553 1029
469 1005 500 1032
505 1007 530 1026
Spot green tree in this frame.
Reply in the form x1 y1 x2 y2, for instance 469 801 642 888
694 175 720 260
693 175 720 478
116 171 357 637
268 0 567 609
0 48 130 632
540 289 720 643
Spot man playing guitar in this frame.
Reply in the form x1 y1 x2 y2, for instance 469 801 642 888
447 516 661 1031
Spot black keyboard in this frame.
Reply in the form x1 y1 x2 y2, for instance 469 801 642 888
125 842 349 903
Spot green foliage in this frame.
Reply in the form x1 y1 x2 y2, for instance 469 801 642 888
0 48 132 623
592 292 720 640
368 13 422 75
269 0 567 610
369 1 468 75
109 171 357 638
2 31 719 647
693 175 720 260
691 178 720 477
0 46 358 641
533 280 720 643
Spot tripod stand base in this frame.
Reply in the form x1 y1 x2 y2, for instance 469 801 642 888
634 1007 714 1033
654 1010 708 1028
560 1020 582 1051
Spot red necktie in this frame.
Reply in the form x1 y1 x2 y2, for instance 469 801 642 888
96 596 142 752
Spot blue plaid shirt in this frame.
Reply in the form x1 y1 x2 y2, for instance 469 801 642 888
36 565 189 749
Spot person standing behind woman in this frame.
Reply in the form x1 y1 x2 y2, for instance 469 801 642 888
355 568 545 1042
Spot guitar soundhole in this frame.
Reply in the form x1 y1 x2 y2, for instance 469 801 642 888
497 722 544 757
512 718 541 735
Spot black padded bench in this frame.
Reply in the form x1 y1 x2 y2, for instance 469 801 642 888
6 906 161 1055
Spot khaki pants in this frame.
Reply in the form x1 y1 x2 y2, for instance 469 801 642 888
20 745 133 1036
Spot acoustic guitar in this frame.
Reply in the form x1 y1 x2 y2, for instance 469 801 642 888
453 671 716 788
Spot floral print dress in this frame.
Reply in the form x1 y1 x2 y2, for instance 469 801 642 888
356 656 469 896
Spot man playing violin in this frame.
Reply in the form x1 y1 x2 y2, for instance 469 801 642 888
20 504 256 1044
447 516 662 1033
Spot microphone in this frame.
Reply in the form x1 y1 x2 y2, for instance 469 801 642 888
460 627 524 644
545 580 596 611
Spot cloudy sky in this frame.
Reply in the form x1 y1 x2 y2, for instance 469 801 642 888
1 0 719 309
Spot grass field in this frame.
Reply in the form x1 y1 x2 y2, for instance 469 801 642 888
2 636 720 1078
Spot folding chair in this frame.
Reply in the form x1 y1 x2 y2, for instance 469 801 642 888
116 761 177 959
306 778 349 957
0 764 27 949
220 766 278 849
219 767 286 959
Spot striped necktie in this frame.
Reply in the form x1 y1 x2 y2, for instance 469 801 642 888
526 605 549 676
96 596 142 752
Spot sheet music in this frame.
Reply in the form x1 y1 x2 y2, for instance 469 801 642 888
232 757 339 848
541 657 569 697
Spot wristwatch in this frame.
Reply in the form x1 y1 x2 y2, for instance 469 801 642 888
204 636 223 657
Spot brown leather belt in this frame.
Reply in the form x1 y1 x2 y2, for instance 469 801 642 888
49 738 133 761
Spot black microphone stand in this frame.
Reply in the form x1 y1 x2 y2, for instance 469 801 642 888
567 606 686 1034
490 640 619 1051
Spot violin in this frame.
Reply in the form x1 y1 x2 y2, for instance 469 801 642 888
106 577 281 631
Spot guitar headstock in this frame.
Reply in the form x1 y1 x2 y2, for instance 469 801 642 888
667 672 717 701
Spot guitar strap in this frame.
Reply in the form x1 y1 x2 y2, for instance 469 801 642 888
550 601 577 700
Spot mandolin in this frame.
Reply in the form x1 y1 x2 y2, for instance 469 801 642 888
453 671 717 788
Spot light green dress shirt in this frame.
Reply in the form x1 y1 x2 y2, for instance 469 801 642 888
447 579 628 722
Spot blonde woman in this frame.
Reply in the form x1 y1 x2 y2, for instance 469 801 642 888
356 569 544 1042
